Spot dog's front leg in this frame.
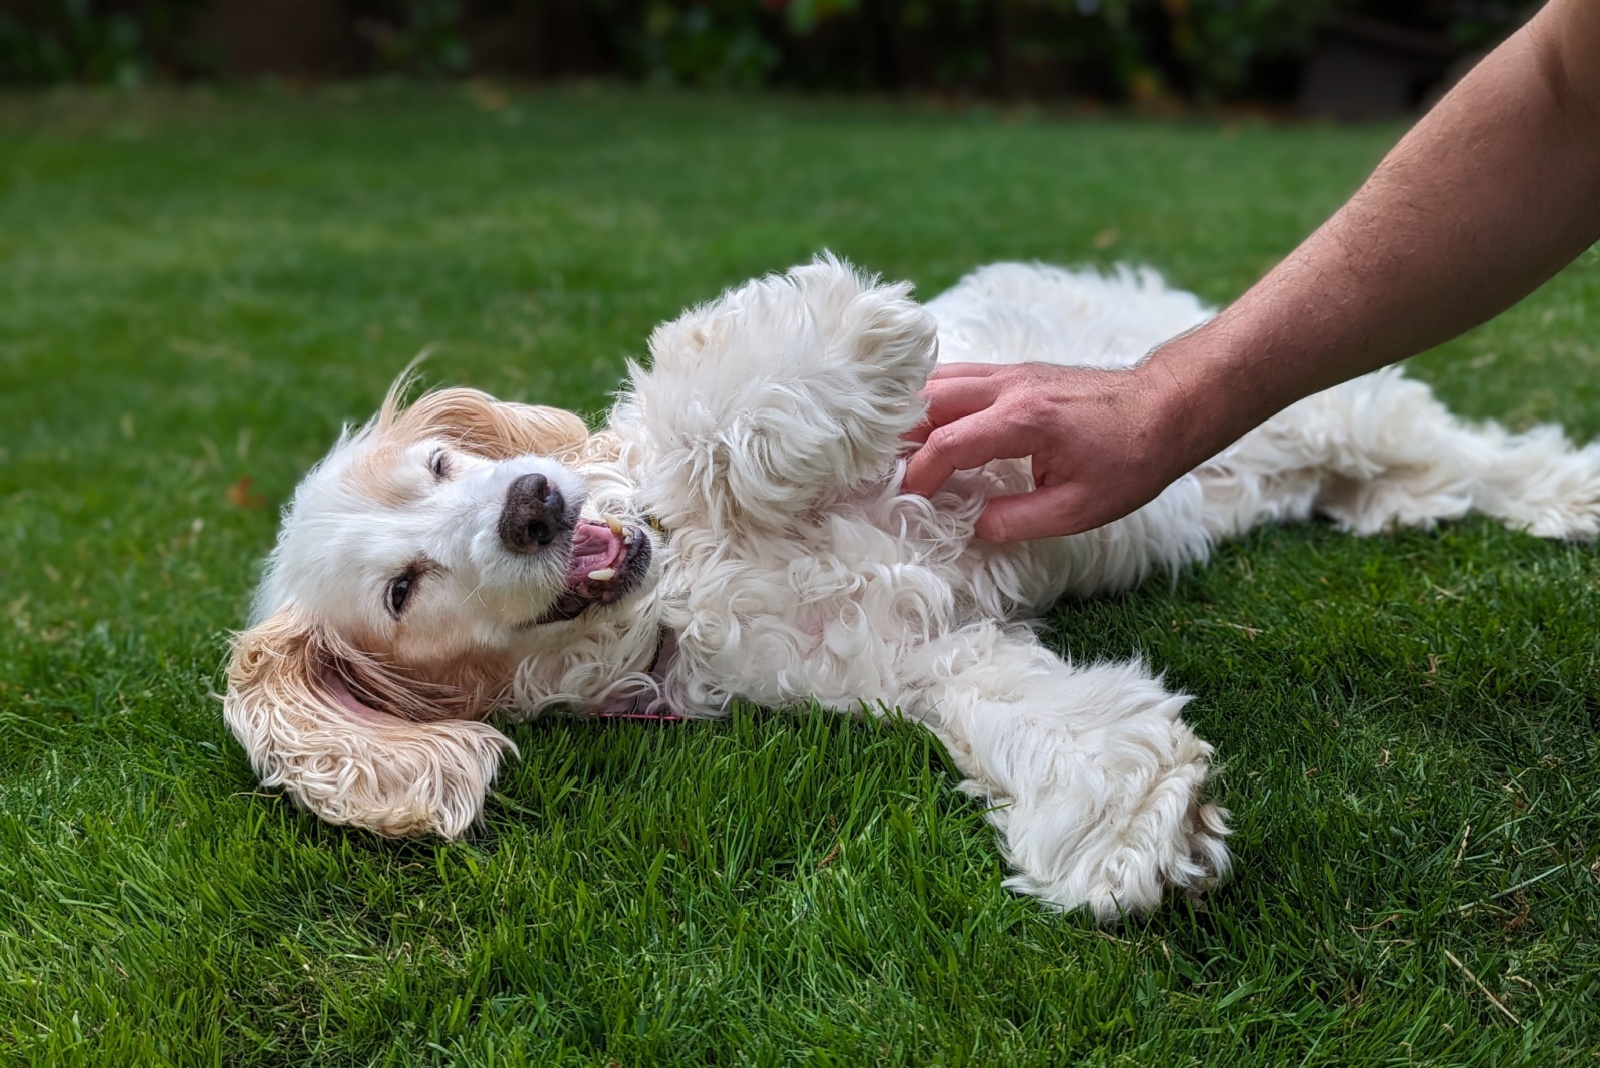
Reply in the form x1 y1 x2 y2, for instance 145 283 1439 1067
611 257 936 537
903 623 1229 921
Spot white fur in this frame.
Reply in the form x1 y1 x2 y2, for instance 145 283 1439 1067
227 256 1600 920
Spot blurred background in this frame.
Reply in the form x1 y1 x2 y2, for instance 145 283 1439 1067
0 0 1539 120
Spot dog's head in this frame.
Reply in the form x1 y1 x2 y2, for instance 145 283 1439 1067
225 381 660 838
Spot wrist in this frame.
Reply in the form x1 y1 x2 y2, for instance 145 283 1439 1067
1133 323 1278 468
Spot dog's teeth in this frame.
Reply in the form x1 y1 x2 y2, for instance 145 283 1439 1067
587 568 616 582
605 516 623 536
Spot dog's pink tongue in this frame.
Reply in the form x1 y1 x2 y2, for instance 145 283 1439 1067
567 520 625 582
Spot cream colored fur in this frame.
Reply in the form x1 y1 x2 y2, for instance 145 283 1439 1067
226 257 1600 920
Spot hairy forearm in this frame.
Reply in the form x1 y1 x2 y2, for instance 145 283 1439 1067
1145 0 1600 463
908 0 1600 542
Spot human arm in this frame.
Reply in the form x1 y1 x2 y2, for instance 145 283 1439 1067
905 0 1600 542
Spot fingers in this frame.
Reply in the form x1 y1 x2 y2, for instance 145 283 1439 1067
902 371 1010 486
903 360 1163 539
927 362 1007 381
974 482 1094 542
921 375 999 429
903 412 1032 497
904 372 1001 446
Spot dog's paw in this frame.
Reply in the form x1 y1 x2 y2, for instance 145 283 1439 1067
996 758 1230 922
1082 789 1230 923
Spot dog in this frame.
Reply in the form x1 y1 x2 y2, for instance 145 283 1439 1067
225 257 1600 920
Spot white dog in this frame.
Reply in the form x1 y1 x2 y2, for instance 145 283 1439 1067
225 257 1600 920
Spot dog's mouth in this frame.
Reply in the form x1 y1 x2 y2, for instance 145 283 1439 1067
532 517 652 625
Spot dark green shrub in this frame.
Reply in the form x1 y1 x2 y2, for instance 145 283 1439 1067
350 0 473 76
595 0 783 87
0 0 1534 99
0 0 212 86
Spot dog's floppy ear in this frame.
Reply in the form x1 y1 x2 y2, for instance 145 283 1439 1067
386 385 592 462
223 606 517 838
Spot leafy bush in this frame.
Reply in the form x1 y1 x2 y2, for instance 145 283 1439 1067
591 0 1345 100
349 0 472 77
0 0 212 86
596 0 783 87
0 0 1533 99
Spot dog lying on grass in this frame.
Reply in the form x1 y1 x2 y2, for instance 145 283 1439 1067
225 257 1600 920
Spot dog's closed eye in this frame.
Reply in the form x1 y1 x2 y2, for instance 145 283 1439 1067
428 449 452 481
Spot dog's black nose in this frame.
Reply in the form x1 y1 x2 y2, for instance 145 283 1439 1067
499 473 568 553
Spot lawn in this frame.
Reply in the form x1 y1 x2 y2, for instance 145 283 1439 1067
1 85 1597 1066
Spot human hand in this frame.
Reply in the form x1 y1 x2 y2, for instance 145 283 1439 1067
903 361 1202 542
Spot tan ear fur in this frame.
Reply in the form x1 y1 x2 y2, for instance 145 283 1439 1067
578 428 624 465
383 384 592 462
223 606 517 838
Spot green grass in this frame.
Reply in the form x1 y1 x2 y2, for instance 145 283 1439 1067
2 84 1598 1066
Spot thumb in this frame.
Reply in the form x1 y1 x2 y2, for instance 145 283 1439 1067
973 482 1089 542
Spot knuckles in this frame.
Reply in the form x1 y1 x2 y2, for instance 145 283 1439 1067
922 424 961 461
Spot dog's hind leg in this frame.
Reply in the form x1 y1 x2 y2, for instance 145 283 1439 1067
903 622 1229 921
611 256 937 537
1195 367 1600 541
